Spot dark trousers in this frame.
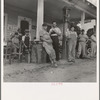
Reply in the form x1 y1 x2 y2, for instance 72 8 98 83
23 46 29 54
51 36 59 61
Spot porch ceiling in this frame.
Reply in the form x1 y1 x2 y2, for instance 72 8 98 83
4 0 96 23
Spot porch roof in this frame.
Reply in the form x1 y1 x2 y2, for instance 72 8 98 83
4 0 96 23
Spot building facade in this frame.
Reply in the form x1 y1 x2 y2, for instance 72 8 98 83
4 0 96 43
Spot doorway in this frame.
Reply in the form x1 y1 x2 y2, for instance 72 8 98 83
18 16 32 36
20 20 29 35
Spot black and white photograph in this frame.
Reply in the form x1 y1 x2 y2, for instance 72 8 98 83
3 0 97 83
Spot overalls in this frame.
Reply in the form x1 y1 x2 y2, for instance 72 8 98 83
78 34 88 58
68 32 77 61
23 36 30 54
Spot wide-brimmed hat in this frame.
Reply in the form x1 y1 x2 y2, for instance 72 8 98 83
25 29 29 32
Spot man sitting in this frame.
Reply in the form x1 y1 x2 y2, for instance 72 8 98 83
12 32 19 53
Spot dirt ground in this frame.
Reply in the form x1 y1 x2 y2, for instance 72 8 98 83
4 58 96 82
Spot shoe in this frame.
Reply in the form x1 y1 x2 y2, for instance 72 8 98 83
82 56 87 59
70 58 75 62
77 56 80 59
51 62 54 67
54 63 58 68
72 59 75 63
77 55 80 59
68 60 73 62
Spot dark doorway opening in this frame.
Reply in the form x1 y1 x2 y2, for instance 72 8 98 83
20 20 29 36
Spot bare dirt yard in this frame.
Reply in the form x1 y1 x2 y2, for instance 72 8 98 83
4 58 96 82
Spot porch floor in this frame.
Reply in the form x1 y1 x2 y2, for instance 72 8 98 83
4 58 96 82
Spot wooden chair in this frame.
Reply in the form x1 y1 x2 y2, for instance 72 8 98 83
4 40 22 64
4 40 13 64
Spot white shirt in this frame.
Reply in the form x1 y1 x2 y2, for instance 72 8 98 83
91 35 96 42
65 29 70 37
49 27 61 36
22 35 31 41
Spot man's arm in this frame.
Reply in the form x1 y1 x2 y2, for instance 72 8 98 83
58 28 62 36
85 35 89 39
54 28 62 36
40 36 44 41
40 35 52 43
22 36 27 48
75 32 78 38
91 35 96 42
49 29 52 35
29 36 32 48
42 38 52 43
39 30 44 42
65 29 70 37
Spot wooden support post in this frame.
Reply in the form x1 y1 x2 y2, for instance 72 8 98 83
81 12 85 29
36 0 44 40
62 6 70 59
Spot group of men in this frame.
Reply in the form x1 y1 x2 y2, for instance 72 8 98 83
41 21 96 64
11 28 31 55
66 26 96 61
10 21 97 65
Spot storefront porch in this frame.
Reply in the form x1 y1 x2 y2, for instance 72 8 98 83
4 0 96 64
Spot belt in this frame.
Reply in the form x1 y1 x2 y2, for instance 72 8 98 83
51 34 58 36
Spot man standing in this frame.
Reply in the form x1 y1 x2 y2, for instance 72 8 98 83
22 29 31 54
90 33 96 58
39 23 57 67
77 29 88 58
49 21 62 61
66 27 77 62
22 29 31 63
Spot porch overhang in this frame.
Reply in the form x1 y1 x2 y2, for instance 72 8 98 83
4 0 96 23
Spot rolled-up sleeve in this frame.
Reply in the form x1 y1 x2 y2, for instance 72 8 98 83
65 30 70 37
49 29 52 35
57 28 61 35
22 36 25 41
30 36 32 41
91 35 96 42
